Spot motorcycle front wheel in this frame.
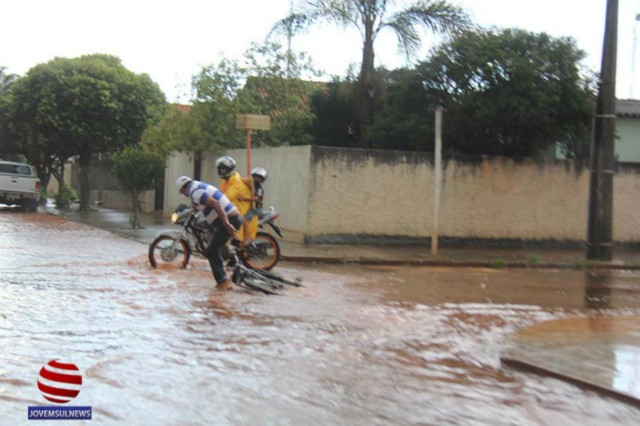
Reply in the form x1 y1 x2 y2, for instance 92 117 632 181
238 231 280 271
148 235 191 269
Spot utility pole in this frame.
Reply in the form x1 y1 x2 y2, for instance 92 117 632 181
587 0 618 261
632 12 640 98
286 0 293 79
431 103 443 256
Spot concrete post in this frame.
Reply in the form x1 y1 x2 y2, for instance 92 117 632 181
587 0 618 261
431 104 444 256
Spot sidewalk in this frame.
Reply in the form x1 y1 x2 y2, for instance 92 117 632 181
44 204 640 270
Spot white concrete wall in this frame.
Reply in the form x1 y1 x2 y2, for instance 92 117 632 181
440 158 590 240
226 146 312 235
165 146 640 244
613 168 640 242
164 151 195 214
164 147 312 239
200 153 219 185
306 147 640 243
307 147 432 237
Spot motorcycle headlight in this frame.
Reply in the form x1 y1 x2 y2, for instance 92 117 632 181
171 212 179 224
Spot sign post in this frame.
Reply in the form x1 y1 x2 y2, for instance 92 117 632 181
235 114 271 174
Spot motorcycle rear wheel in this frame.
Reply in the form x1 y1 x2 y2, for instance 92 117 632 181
238 232 280 271
149 235 191 269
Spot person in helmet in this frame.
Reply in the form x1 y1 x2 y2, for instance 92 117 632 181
216 156 253 242
175 175 242 291
249 167 267 210
215 156 237 180
243 167 268 241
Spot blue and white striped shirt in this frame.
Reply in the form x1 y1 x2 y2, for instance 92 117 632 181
188 180 238 224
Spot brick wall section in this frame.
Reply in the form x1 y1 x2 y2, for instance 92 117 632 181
305 147 639 243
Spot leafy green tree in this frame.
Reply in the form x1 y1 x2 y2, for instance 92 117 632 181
311 66 435 151
271 0 470 148
0 66 18 95
152 58 243 179
192 57 243 147
0 67 18 161
419 28 596 157
369 67 438 151
141 104 215 180
112 146 165 228
5 54 166 210
147 42 324 175
235 42 322 147
310 76 359 147
0 68 69 189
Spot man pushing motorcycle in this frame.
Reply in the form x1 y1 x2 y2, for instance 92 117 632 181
175 175 242 291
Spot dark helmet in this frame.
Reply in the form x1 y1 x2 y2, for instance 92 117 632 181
216 156 236 179
251 167 267 182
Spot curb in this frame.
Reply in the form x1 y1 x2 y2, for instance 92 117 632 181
501 356 640 408
281 256 640 270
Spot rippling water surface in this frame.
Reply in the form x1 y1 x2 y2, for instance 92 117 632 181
1 212 640 425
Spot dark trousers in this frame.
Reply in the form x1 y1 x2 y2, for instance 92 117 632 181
206 214 243 284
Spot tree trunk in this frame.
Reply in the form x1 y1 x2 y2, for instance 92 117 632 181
51 168 64 188
194 151 202 180
358 17 375 149
78 147 91 211
51 156 66 188
33 164 49 204
130 189 141 229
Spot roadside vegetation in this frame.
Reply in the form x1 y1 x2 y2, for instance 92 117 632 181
112 146 165 228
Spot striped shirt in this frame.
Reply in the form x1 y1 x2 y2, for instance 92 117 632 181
188 180 238 224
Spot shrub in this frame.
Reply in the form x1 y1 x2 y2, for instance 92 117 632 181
488 258 507 269
55 184 77 208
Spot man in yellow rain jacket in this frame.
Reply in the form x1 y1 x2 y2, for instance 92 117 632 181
216 156 255 242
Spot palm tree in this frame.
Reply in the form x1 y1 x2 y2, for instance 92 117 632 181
0 66 18 95
271 0 471 148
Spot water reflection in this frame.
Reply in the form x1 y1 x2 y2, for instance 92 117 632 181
614 344 640 399
505 315 640 406
585 271 613 309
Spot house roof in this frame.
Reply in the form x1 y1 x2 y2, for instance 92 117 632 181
172 104 192 113
617 99 640 118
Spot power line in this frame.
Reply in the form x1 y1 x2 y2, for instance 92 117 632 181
632 11 640 98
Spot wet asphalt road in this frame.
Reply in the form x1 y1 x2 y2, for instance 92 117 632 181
1 211 640 425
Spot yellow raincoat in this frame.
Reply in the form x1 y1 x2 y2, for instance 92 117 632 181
220 171 256 242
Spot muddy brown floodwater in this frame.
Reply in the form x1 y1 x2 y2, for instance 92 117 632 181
1 212 640 425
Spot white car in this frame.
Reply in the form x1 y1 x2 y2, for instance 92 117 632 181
0 160 41 211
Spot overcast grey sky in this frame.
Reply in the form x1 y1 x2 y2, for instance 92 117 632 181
1 0 638 102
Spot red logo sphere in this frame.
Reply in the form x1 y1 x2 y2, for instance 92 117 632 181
37 360 83 404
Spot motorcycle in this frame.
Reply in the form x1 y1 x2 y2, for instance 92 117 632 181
148 204 282 271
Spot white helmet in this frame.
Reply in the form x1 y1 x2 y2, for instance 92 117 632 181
251 167 267 181
216 156 236 178
175 176 192 192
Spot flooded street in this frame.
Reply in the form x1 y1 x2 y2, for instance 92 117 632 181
2 212 640 425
